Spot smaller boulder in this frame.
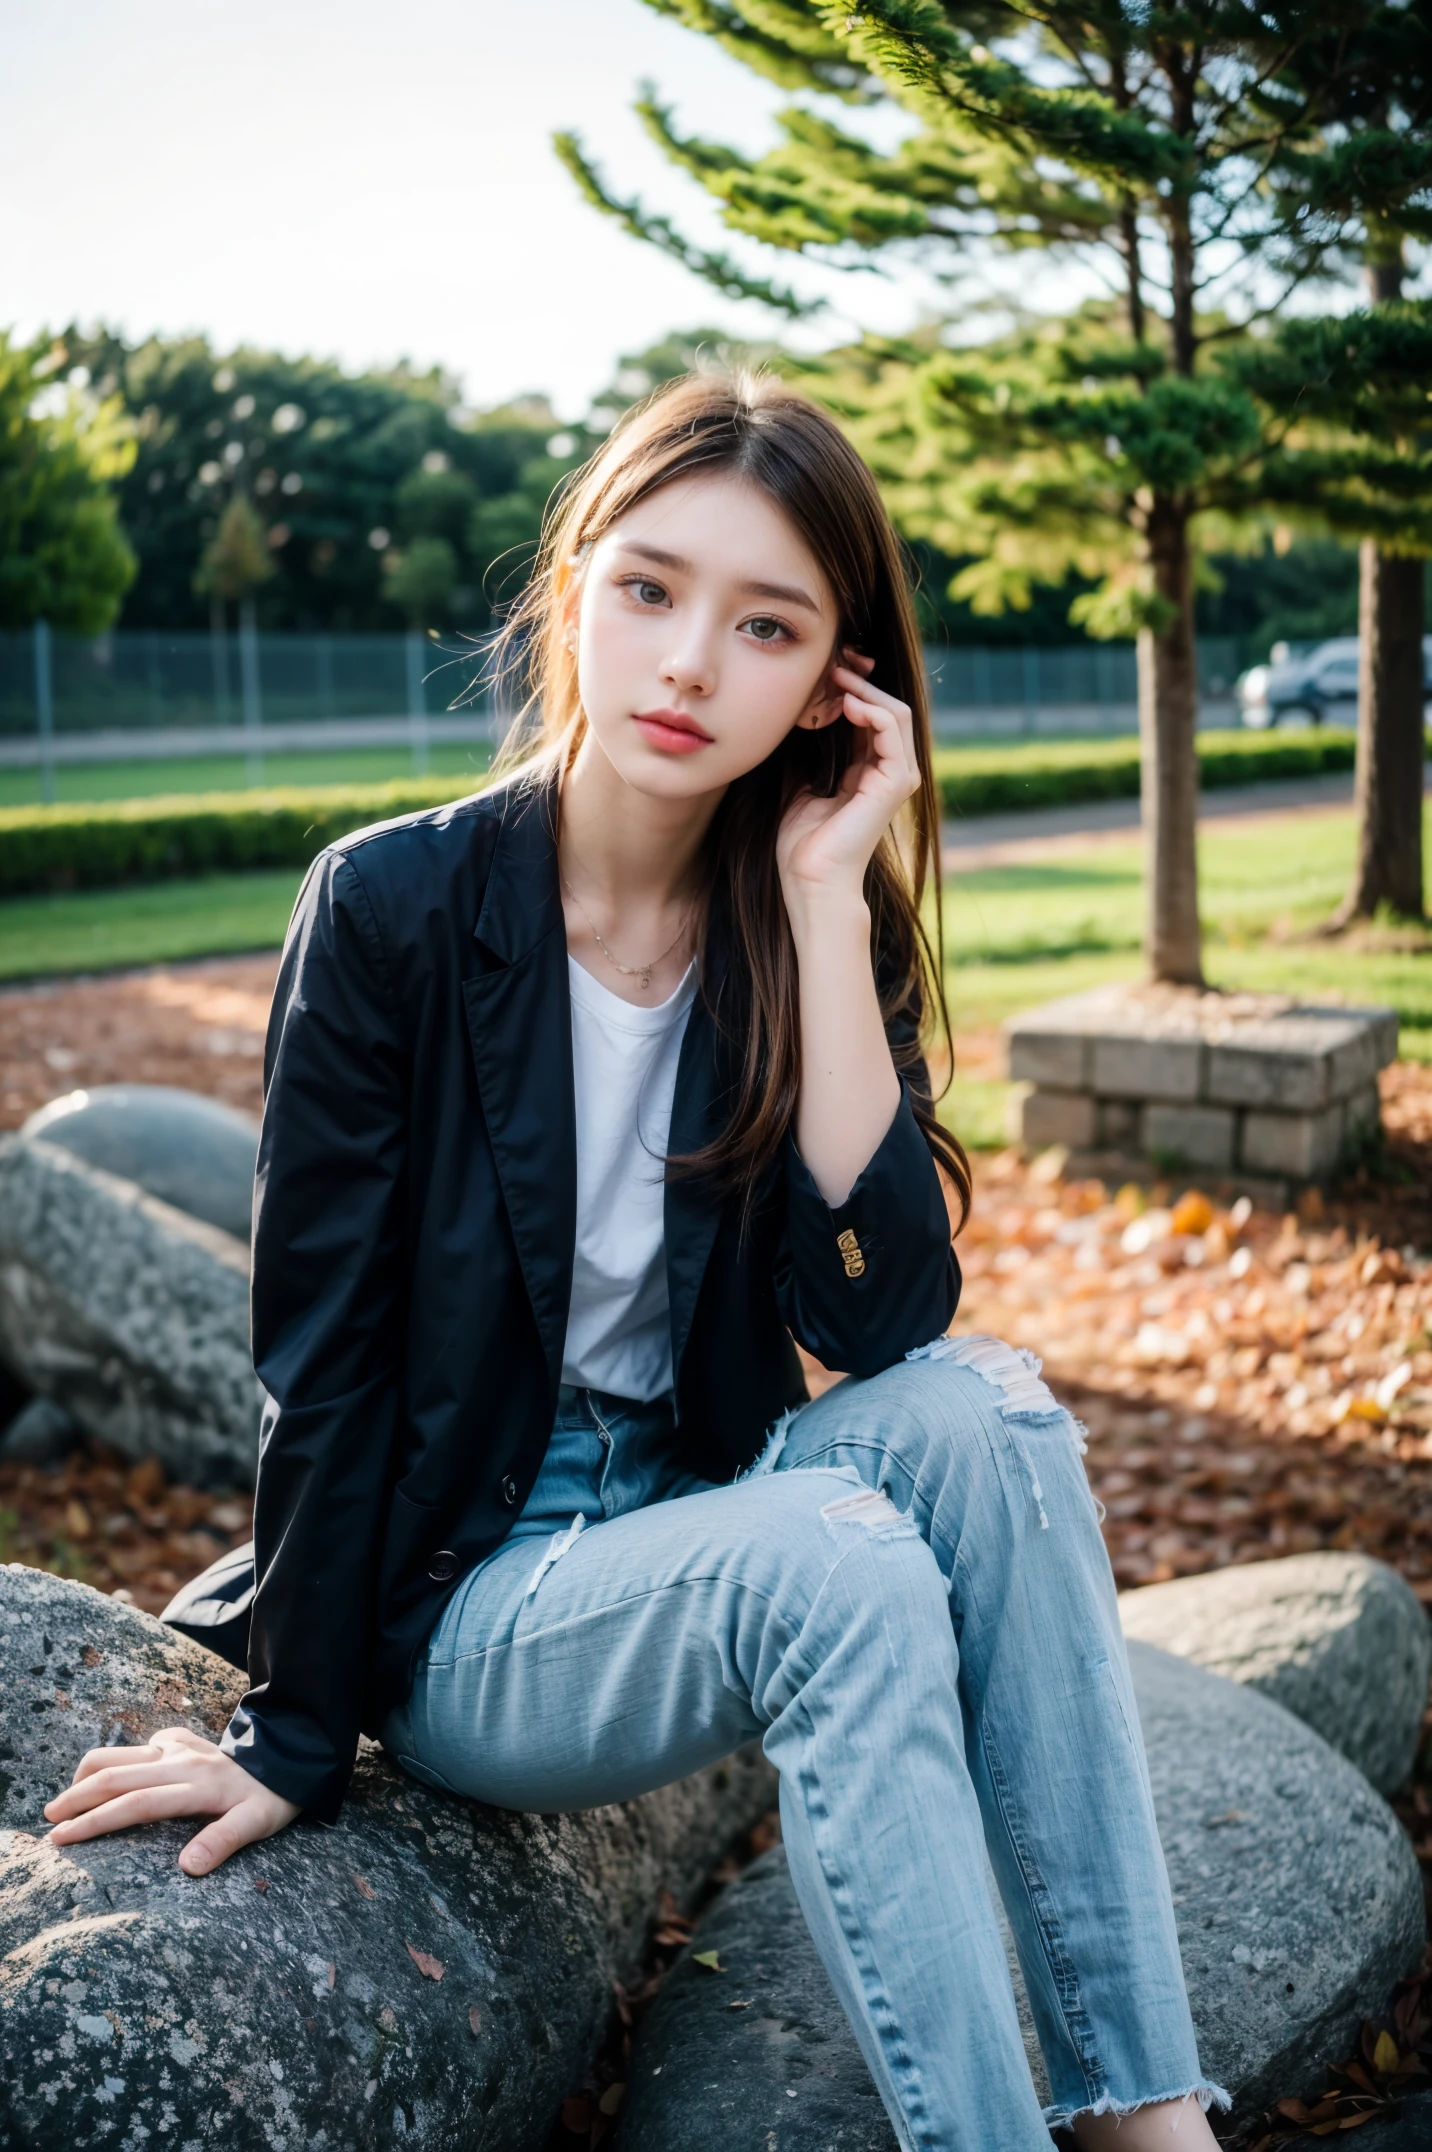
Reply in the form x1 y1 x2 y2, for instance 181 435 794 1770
23 1084 259 1243
1119 1552 1431 1793
0 1397 80 1467
0 1135 262 1488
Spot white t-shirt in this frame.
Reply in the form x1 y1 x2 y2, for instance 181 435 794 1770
561 954 698 1402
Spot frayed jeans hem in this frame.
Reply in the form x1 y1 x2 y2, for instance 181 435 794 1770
1044 2080 1232 2131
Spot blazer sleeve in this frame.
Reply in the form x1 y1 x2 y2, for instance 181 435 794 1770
774 1050 961 1377
219 847 409 1823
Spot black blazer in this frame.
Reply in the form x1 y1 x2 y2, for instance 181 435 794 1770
220 773 960 1821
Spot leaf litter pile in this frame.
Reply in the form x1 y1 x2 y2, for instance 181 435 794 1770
5 962 1432 2140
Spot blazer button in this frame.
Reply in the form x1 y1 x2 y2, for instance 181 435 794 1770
428 1550 458 1583
501 1476 518 1507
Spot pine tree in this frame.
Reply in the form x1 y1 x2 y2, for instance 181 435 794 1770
560 0 1432 983
1262 5 1432 922
1226 303 1432 922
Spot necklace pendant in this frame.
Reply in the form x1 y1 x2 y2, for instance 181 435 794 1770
637 966 653 990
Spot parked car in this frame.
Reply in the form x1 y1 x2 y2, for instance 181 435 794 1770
1237 635 1432 728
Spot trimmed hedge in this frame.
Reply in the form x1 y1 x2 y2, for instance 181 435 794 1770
0 778 471 898
933 727 1358 817
0 730 1361 899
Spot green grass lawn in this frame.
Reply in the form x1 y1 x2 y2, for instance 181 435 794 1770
0 742 493 809
0 871 305 980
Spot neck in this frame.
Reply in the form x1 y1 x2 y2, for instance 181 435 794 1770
557 727 722 906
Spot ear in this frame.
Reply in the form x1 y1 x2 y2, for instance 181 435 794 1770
794 647 847 732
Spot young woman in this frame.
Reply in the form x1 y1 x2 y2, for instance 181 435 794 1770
44 374 1226 2150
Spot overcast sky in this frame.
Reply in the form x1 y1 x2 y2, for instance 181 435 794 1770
2 0 951 417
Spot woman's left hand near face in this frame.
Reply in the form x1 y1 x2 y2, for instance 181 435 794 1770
43 1725 302 1875
775 649 920 903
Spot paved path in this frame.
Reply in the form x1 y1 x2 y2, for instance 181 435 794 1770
942 767 1371 871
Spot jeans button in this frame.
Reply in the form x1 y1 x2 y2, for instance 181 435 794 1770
427 1550 457 1583
501 1476 518 1507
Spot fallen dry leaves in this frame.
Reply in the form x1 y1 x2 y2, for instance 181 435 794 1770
953 1082 1432 1601
0 956 277 1133
0 1446 253 1615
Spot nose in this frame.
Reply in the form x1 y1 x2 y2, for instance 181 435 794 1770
659 611 717 700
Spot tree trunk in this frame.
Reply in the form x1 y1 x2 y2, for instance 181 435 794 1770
1334 249 1426 926
1337 541 1426 922
1139 495 1204 983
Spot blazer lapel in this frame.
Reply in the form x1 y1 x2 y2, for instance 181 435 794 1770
665 991 728 1388
462 778 576 1388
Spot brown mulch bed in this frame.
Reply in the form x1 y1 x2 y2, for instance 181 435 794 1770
957 1068 1432 1603
0 954 277 1133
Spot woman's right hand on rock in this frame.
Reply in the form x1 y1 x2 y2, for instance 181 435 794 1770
44 1725 302 1875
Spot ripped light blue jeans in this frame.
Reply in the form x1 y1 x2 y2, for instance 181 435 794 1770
380 1340 1226 2149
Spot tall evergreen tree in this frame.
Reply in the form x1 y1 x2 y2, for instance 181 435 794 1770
560 0 1431 983
1265 3 1432 922
1227 303 1432 920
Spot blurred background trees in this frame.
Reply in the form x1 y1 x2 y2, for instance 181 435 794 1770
57 329 603 636
0 335 136 631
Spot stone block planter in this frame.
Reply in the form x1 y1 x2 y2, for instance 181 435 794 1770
1005 985 1396 1194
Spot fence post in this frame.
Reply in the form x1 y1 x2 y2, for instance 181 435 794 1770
1021 644 1040 736
239 599 263 783
405 630 430 774
33 619 55 805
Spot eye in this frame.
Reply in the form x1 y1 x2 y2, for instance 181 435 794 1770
620 575 670 608
742 615 792 645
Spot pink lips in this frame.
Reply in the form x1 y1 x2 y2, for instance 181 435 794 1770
632 708 714 755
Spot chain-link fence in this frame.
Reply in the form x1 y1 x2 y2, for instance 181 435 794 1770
0 624 1247 796
0 627 495 739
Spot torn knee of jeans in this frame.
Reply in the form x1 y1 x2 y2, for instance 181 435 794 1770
906 1331 1067 1423
905 1331 1095 1530
908 1331 1089 1456
524 1511 586 1598
819 1485 906 1535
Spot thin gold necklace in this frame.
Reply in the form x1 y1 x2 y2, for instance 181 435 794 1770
561 875 691 993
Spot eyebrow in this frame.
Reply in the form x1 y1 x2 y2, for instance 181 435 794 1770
614 540 823 616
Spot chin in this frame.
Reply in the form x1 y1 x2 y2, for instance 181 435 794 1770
618 751 730 799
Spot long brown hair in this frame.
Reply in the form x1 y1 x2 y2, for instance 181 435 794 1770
490 370 970 1229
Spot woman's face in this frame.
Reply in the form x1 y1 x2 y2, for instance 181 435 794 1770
572 469 843 799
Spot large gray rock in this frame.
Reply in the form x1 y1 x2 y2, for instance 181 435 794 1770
0 1564 778 2152
23 1085 260 1243
0 1136 262 1488
617 1644 1426 2149
1119 1552 1432 1794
